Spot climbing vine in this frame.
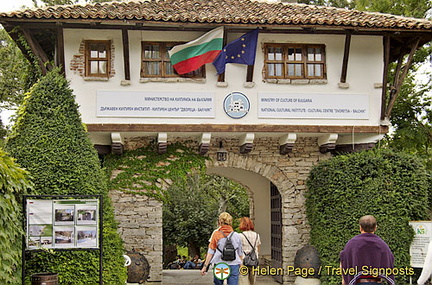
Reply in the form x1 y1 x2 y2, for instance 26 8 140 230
104 142 209 201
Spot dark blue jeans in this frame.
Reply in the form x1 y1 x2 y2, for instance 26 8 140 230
213 264 240 285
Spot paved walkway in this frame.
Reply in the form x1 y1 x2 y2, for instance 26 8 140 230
129 269 281 285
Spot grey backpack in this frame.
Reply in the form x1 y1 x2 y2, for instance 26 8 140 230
242 233 259 267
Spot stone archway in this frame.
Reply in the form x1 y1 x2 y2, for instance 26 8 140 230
206 152 305 283
109 136 328 283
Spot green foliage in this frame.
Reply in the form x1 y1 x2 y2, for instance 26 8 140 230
298 0 354 8
298 0 431 18
383 64 432 170
0 29 38 109
354 0 431 18
302 0 432 173
163 174 219 254
104 142 208 201
0 28 41 137
306 149 430 284
0 149 32 284
105 143 249 257
5 69 126 284
163 173 249 255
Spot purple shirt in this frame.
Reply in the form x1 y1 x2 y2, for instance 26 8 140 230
340 233 394 284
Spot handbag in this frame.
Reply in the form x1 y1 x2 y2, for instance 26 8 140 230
242 232 259 267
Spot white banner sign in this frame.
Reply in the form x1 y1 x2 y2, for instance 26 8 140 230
409 221 432 268
97 91 215 118
258 93 369 119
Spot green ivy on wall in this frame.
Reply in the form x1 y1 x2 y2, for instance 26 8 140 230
104 142 209 201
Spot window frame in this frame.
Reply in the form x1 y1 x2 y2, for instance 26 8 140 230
141 41 205 79
264 43 326 80
84 40 111 78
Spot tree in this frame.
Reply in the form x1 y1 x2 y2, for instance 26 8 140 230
163 174 219 258
0 29 36 109
163 173 249 258
0 149 32 285
5 69 127 284
299 0 432 169
0 29 41 136
354 0 431 18
385 68 432 169
206 175 250 217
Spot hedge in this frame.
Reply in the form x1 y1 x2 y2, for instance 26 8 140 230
5 69 127 284
0 149 32 284
306 149 430 284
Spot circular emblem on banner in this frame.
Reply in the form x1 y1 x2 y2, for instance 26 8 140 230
223 92 250 119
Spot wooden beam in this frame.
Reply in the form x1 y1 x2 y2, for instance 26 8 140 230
380 36 390 120
21 28 52 75
3 26 34 64
340 33 351 83
392 53 404 88
385 37 420 118
122 28 131 81
85 123 388 134
56 24 65 74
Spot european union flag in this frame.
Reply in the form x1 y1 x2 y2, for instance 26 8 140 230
212 28 259 75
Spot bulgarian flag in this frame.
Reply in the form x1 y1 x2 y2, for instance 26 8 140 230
169 27 224 75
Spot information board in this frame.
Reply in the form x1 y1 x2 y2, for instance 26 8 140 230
409 221 432 268
26 199 99 250
258 93 369 119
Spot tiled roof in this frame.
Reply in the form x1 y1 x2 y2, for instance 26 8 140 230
1 0 431 31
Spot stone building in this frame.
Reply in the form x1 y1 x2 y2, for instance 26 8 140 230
1 0 431 283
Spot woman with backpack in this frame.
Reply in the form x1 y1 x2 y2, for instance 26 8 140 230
239 217 261 285
201 212 243 285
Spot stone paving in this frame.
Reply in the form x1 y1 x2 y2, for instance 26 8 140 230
128 269 281 284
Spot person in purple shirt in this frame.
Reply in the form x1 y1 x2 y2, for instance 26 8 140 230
340 215 394 285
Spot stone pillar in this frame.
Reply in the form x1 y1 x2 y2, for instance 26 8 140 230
109 190 163 282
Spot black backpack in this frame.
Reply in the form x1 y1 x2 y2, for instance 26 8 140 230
217 231 236 261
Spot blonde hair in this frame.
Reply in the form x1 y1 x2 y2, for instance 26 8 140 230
218 212 233 226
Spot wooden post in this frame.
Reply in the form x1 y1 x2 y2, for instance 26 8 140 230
385 38 420 118
56 24 65 74
22 28 52 75
340 33 351 84
122 28 131 81
380 36 390 120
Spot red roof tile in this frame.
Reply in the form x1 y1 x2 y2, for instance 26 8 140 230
1 0 431 31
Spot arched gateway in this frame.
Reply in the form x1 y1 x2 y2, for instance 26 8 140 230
108 136 335 283
2 0 430 283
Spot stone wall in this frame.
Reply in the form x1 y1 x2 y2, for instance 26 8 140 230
109 135 331 283
109 190 163 282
